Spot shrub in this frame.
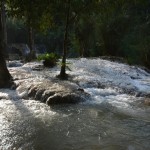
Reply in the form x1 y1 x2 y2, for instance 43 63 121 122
37 53 59 67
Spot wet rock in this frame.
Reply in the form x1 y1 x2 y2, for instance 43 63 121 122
130 76 141 80
46 92 85 105
143 67 150 74
77 88 84 92
136 92 150 98
10 82 17 90
19 90 28 99
28 86 38 98
43 60 56 67
35 89 45 100
144 93 150 98
144 98 150 106
7 61 23 67
118 87 137 96
41 90 55 102
22 79 88 105
97 83 106 89
100 56 126 63
32 65 44 71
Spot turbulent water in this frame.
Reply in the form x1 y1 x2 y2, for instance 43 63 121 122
0 58 150 150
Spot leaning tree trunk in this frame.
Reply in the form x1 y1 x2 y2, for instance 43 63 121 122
28 26 34 53
1 0 8 58
0 4 12 88
27 25 36 61
59 0 71 79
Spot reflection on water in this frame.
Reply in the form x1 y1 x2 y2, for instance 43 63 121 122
0 98 150 150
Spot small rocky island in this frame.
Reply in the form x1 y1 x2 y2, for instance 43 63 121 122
8 60 89 105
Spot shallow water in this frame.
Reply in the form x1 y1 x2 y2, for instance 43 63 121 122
0 59 150 150
0 98 150 150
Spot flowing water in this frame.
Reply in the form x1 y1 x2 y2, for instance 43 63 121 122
0 58 150 150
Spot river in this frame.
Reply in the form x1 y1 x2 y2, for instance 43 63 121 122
0 58 150 150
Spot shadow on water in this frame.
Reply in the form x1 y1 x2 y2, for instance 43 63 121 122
0 88 59 150
1 88 150 150
50 102 150 150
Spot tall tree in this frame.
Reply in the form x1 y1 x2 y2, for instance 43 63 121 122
0 1 12 88
1 0 7 58
56 0 99 79
59 0 71 79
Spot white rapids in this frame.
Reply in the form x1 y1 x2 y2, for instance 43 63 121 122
0 58 150 150
69 58 150 94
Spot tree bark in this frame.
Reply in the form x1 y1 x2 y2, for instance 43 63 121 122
59 0 71 79
0 0 8 60
1 0 7 58
28 26 34 52
0 2 12 88
27 25 36 61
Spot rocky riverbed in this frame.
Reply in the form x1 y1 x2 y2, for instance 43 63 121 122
6 58 150 106
7 61 88 105
0 58 150 150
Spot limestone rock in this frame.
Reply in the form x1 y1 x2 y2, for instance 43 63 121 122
46 92 85 105
144 98 150 106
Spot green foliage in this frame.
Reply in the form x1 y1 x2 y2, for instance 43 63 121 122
7 18 27 43
37 53 59 67
5 0 150 69
37 52 59 61
7 0 53 32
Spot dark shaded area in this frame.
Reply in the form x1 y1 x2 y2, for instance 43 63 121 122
0 4 12 88
6 0 150 69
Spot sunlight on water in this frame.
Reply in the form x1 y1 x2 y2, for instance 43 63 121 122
0 98 56 149
70 58 150 94
0 59 150 149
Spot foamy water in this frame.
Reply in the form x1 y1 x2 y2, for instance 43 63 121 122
0 58 149 150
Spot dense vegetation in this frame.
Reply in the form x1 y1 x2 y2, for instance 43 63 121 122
37 52 59 67
6 0 150 68
0 0 150 85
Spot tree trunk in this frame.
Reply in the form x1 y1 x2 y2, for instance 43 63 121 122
0 3 12 88
1 0 8 58
79 40 85 58
27 26 36 61
59 0 71 79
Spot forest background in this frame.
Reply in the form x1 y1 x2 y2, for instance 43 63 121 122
4 0 150 69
